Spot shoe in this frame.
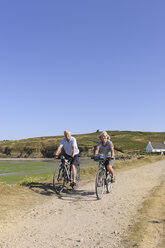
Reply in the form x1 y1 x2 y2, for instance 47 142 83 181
70 182 76 187
111 177 115 183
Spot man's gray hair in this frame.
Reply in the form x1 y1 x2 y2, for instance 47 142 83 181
64 130 71 135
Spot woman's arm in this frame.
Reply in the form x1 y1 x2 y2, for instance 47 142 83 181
110 146 114 159
94 146 99 156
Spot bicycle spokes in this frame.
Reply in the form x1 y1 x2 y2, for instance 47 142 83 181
53 166 65 194
95 169 105 200
53 161 80 194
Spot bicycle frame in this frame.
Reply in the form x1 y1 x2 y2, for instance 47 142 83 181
53 155 80 194
60 157 72 182
93 157 112 200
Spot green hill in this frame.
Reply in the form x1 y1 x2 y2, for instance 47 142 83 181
0 130 165 158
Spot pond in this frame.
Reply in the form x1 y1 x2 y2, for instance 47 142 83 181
0 157 94 184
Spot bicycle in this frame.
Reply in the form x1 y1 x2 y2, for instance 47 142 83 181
92 154 113 200
53 155 80 194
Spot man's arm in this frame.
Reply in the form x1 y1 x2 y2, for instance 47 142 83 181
54 146 62 158
72 146 76 157
72 137 78 157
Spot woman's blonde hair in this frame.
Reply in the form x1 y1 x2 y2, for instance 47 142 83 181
99 131 110 140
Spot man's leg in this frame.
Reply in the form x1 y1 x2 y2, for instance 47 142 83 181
71 155 79 184
71 164 77 183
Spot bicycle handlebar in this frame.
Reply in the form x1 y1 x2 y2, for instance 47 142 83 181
55 155 72 162
91 155 114 161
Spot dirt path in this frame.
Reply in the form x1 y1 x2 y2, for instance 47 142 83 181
0 160 165 248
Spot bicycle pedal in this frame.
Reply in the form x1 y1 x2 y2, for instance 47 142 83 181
97 182 102 187
57 178 62 182
111 177 115 183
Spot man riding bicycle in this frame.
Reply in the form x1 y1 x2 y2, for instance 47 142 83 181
94 131 115 182
55 130 79 187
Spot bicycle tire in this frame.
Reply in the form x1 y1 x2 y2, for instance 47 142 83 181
106 173 112 193
73 164 80 189
95 169 105 200
53 165 66 194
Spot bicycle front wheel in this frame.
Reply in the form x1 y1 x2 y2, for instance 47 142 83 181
53 165 66 194
95 169 105 200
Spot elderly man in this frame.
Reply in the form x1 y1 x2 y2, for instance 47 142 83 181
55 130 79 187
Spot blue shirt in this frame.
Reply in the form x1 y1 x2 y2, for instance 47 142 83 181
59 136 79 156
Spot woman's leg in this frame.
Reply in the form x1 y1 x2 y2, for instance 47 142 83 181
107 164 114 178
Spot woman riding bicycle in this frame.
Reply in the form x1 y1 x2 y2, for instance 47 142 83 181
94 131 115 182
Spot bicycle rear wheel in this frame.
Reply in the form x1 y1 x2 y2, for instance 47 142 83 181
106 173 112 193
74 164 80 189
95 169 105 200
53 165 66 194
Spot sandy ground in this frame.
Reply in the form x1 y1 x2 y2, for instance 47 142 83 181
0 160 165 248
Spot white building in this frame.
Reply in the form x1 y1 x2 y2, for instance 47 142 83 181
146 141 165 154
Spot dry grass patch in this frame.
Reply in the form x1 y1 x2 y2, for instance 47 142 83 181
115 156 165 171
123 181 165 248
0 182 41 223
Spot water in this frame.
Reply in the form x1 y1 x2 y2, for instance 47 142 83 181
0 157 94 184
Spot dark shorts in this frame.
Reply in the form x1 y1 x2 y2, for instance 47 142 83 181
104 159 115 168
64 153 80 168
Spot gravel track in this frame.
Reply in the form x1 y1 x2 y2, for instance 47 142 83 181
0 160 165 248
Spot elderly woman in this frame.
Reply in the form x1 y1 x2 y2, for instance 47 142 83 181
94 131 115 182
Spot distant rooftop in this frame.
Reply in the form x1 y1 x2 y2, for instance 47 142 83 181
151 142 165 149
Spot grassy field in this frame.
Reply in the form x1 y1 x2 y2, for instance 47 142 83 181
0 157 94 184
0 160 57 184
0 130 165 158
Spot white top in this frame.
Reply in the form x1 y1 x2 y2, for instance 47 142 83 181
59 136 79 156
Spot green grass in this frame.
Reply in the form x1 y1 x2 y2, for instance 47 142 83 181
1 130 165 158
0 160 58 184
0 158 94 184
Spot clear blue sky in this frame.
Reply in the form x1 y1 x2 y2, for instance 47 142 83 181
0 0 165 140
